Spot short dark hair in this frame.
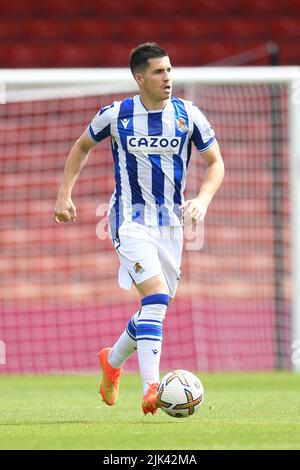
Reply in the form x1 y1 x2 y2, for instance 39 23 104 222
129 42 168 75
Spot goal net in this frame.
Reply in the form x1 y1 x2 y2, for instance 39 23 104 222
0 67 298 373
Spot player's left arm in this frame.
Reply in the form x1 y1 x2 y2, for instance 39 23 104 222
181 141 225 222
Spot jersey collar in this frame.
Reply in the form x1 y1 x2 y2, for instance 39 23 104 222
137 95 171 113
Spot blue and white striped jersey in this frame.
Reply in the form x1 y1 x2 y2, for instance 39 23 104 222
87 95 216 232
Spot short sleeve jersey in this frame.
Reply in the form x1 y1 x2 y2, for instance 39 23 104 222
87 95 217 232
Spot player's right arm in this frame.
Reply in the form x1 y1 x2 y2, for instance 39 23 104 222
53 104 115 223
53 131 96 223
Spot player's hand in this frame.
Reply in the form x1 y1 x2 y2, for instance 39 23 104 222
180 197 208 224
53 193 76 223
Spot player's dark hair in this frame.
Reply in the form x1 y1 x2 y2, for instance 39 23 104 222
130 42 168 75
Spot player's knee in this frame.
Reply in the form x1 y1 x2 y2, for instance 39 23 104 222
139 293 169 323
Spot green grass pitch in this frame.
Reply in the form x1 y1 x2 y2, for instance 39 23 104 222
0 372 300 450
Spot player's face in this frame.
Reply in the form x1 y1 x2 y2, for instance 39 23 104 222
138 56 172 103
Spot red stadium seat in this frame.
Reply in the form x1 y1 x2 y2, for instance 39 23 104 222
120 18 170 42
220 18 269 39
270 18 300 39
96 42 136 66
21 19 70 41
93 0 139 14
160 42 202 66
289 0 300 13
0 20 21 41
199 42 262 65
0 0 39 14
190 0 240 15
48 43 100 67
170 18 218 39
242 0 286 14
3 44 50 67
41 0 88 15
140 0 187 14
70 19 119 41
279 43 300 65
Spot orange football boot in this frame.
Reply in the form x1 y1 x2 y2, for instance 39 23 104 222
98 347 123 406
142 383 162 415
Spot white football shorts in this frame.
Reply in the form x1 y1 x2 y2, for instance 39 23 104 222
111 221 183 298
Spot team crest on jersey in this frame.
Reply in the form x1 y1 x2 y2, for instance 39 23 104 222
176 117 189 134
134 262 145 274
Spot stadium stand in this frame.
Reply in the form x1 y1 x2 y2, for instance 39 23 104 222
0 0 299 66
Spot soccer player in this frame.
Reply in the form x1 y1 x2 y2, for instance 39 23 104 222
53 43 224 415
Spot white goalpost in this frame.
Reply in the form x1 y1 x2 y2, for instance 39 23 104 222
0 66 299 373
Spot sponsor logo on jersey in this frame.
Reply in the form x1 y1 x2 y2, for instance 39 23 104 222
127 136 181 153
121 118 130 129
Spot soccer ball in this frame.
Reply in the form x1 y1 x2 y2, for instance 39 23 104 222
158 369 204 418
